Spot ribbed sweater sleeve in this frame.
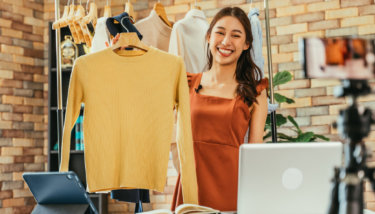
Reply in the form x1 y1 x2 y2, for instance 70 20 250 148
60 58 84 172
175 57 199 204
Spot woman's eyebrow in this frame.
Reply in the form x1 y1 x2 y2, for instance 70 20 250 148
232 29 243 34
216 26 243 34
216 26 225 30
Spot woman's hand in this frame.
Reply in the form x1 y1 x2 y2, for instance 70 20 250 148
105 33 121 48
171 142 180 173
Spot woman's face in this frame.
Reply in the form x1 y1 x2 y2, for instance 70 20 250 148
208 16 249 67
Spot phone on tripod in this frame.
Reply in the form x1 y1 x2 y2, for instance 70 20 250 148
302 37 375 80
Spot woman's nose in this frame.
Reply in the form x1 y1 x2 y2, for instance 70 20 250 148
221 35 231 46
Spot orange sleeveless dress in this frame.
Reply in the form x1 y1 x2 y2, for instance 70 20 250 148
171 73 268 211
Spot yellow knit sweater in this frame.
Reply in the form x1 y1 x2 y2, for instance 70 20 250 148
60 47 198 204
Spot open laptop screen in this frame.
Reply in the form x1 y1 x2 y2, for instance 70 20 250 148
237 142 342 214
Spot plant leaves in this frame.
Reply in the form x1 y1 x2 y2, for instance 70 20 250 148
287 116 300 131
296 132 315 142
274 93 295 104
264 115 271 130
263 131 272 140
265 114 288 130
314 134 330 141
277 133 295 141
285 97 295 104
276 114 287 127
273 71 293 88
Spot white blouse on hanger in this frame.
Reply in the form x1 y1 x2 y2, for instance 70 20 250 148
135 10 172 52
90 17 110 53
168 9 209 74
248 8 264 77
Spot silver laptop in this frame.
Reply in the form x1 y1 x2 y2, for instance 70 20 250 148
237 142 343 214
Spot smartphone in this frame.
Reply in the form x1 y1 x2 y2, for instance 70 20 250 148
302 37 375 80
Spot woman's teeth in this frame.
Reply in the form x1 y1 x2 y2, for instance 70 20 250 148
218 48 232 55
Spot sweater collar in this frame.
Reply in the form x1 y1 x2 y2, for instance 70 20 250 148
185 9 206 20
148 10 172 36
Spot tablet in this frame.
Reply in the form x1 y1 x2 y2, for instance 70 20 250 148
23 171 98 214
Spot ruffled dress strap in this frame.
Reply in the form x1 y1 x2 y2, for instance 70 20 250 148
187 72 201 91
256 78 269 95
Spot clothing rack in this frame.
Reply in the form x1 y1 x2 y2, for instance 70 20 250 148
53 0 278 210
264 0 278 142
54 0 63 165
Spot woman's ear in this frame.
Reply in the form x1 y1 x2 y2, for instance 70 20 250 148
244 41 250 51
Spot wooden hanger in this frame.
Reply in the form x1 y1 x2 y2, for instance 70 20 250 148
192 0 201 10
82 2 98 27
125 0 136 23
153 2 172 27
52 0 70 29
72 4 86 44
111 17 149 53
64 3 80 43
103 5 112 18
112 32 149 53
62 1 76 27
79 1 97 47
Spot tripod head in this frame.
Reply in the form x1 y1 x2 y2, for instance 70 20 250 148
335 80 373 139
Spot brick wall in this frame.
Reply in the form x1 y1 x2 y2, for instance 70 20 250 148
0 0 48 213
2 0 375 213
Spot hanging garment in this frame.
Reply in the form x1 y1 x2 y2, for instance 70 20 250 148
248 8 264 77
168 9 209 74
91 17 110 53
111 189 150 203
106 12 143 39
97 13 149 201
172 73 268 211
135 10 172 52
60 47 198 204
248 8 278 114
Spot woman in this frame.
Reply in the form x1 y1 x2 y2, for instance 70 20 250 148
171 7 268 211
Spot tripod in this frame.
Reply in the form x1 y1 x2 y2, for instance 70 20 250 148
328 80 375 214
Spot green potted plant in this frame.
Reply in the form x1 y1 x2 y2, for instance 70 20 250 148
264 71 330 142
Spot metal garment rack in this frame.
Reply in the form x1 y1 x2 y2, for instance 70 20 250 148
263 0 278 142
54 0 64 166
53 0 278 188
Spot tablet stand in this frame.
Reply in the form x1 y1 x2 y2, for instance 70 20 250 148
23 171 98 214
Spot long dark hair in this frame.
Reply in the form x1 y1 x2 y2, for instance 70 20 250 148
206 7 262 107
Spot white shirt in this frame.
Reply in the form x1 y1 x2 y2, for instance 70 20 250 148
168 9 209 74
248 8 264 77
90 17 110 53
135 10 172 52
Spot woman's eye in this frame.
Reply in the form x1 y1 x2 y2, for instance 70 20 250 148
215 32 225 35
232 34 241 38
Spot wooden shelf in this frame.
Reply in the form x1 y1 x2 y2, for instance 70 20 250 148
51 67 72 72
50 150 84 154
50 107 66 111
89 194 102 198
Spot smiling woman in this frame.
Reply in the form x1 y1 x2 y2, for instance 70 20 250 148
171 7 269 211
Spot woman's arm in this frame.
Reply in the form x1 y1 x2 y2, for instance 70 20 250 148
248 89 268 143
171 142 180 173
